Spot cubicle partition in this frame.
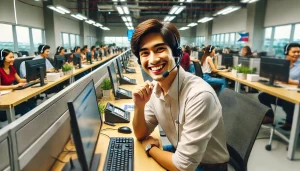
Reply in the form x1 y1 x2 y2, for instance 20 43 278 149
3 50 131 171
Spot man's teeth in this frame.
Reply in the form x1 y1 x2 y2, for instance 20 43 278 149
152 65 163 71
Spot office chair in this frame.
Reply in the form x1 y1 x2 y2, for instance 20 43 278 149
219 88 270 171
19 51 29 56
192 61 221 93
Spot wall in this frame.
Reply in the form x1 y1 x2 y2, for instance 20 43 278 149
264 0 300 27
59 17 80 35
0 0 15 24
102 26 128 37
196 24 206 36
212 8 247 34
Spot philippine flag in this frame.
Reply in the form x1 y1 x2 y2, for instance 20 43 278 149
237 32 249 42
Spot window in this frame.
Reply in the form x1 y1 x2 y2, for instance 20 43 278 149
76 35 80 46
32 28 43 52
220 34 224 47
224 34 229 46
273 25 291 56
70 34 76 49
16 26 30 51
293 24 300 44
263 27 272 51
0 24 14 51
62 33 70 49
230 33 235 47
216 34 220 46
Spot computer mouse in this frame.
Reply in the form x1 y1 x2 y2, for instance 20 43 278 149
118 126 132 134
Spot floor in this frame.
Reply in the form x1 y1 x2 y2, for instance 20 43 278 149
160 90 300 171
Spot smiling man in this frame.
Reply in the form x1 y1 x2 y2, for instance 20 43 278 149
131 19 229 171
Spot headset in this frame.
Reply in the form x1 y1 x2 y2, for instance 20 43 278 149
40 45 45 54
285 43 291 55
208 45 213 53
57 46 62 53
0 49 4 60
74 46 79 52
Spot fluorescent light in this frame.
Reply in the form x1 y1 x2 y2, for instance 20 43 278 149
103 27 110 30
93 23 102 27
120 0 126 1
121 16 127 22
71 14 83 20
186 0 193 2
123 6 129 14
175 6 186 14
164 15 176 22
128 22 133 27
164 16 170 22
179 27 189 30
126 16 132 22
214 6 241 16
85 20 95 24
241 0 249 2
169 6 179 14
56 5 71 13
179 0 185 2
76 14 87 20
222 7 241 15
116 6 124 14
168 16 176 21
249 0 259 3
198 17 213 23
125 22 129 27
112 0 118 1
47 5 65 14
187 22 197 27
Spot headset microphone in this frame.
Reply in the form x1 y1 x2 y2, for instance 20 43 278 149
162 53 183 78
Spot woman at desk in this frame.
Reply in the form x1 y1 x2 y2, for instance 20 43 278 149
90 46 96 60
67 46 80 64
241 46 253 57
201 45 229 94
258 43 300 131
55 46 65 56
0 49 33 128
180 45 190 71
80 45 88 63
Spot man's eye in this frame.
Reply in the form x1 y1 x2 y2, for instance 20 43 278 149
157 47 165 52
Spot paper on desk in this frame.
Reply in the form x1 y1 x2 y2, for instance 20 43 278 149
0 90 11 95
121 103 135 111
285 87 300 91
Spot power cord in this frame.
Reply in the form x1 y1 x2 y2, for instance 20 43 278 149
100 132 111 139
51 156 66 163
101 128 118 131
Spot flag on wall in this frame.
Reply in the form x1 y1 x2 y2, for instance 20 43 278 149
237 32 249 42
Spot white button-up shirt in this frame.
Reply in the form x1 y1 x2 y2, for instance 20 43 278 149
144 67 229 171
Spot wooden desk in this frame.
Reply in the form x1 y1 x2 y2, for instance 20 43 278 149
51 61 165 171
218 72 300 160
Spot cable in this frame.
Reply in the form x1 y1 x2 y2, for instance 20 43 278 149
100 133 111 139
101 128 118 131
176 65 180 148
51 156 66 163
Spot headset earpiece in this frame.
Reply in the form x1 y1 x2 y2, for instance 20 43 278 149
0 49 4 60
209 45 213 53
57 46 61 53
285 43 290 55
40 45 45 54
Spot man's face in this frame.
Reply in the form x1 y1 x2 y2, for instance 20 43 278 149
139 32 176 81
241 47 247 56
286 47 300 63
42 49 50 58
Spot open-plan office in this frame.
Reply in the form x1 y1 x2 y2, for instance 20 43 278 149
0 0 300 171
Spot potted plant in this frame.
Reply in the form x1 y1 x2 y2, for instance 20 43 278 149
98 101 106 115
62 62 73 75
101 78 112 99
237 66 252 80
231 66 239 77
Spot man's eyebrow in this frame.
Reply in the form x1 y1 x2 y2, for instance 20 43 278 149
140 43 167 52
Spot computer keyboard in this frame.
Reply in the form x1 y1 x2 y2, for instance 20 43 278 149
103 137 134 171
13 81 40 90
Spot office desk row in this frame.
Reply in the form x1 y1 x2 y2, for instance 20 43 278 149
0 53 119 124
218 71 300 160
51 62 164 171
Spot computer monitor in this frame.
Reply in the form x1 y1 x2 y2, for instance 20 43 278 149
221 54 233 68
238 57 250 67
116 58 124 78
260 58 290 87
99 51 103 58
107 62 119 97
73 53 82 68
25 58 46 86
54 55 65 70
198 51 204 61
86 52 93 64
67 80 102 171
104 50 107 57
94 51 98 60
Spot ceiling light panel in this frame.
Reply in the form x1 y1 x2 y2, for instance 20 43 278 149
179 27 189 30
187 22 197 27
47 5 65 14
123 6 130 14
175 6 186 14
198 17 213 23
116 6 124 14
56 5 70 13
169 6 179 15
71 14 83 20
121 16 127 22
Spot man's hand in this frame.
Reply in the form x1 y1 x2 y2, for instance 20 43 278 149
132 80 154 107
141 136 160 149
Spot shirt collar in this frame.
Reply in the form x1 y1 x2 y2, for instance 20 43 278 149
153 66 186 100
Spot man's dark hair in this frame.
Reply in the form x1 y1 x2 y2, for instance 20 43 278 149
38 45 50 54
284 43 300 55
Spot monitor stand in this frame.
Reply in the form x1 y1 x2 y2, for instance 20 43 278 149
263 74 281 88
32 66 47 88
62 154 101 171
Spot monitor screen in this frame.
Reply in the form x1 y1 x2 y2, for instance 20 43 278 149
127 30 134 41
107 62 119 97
260 58 290 83
54 55 65 70
67 80 102 170
25 58 46 83
116 58 123 78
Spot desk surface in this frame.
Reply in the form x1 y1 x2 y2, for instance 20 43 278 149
51 62 165 171
218 72 300 104
0 53 118 109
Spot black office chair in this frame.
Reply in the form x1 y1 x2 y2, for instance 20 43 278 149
18 51 29 56
219 88 270 171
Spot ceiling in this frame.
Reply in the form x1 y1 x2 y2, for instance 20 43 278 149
65 0 244 25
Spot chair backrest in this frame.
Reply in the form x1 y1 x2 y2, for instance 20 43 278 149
19 51 29 56
219 88 270 171
192 61 203 78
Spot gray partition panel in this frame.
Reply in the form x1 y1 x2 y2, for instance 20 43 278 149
0 126 12 171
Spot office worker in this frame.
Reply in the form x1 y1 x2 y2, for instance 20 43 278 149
0 49 33 127
241 46 252 57
67 46 80 64
131 19 229 171
201 45 228 94
81 45 88 62
55 46 65 56
91 46 96 60
258 43 300 131
180 45 190 71
20 45 54 78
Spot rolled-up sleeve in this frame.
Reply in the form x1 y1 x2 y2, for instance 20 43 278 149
144 101 159 136
172 91 221 171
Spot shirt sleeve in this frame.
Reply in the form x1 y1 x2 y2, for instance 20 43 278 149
144 101 159 136
172 91 222 171
20 62 26 78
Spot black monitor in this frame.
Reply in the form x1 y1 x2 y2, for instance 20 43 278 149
116 58 124 78
64 53 72 63
25 59 46 86
221 54 233 68
99 51 103 58
107 62 119 97
104 50 107 57
260 58 290 87
73 53 82 68
198 51 204 61
54 55 65 70
86 52 93 64
66 80 102 171
238 57 250 67
94 51 98 60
